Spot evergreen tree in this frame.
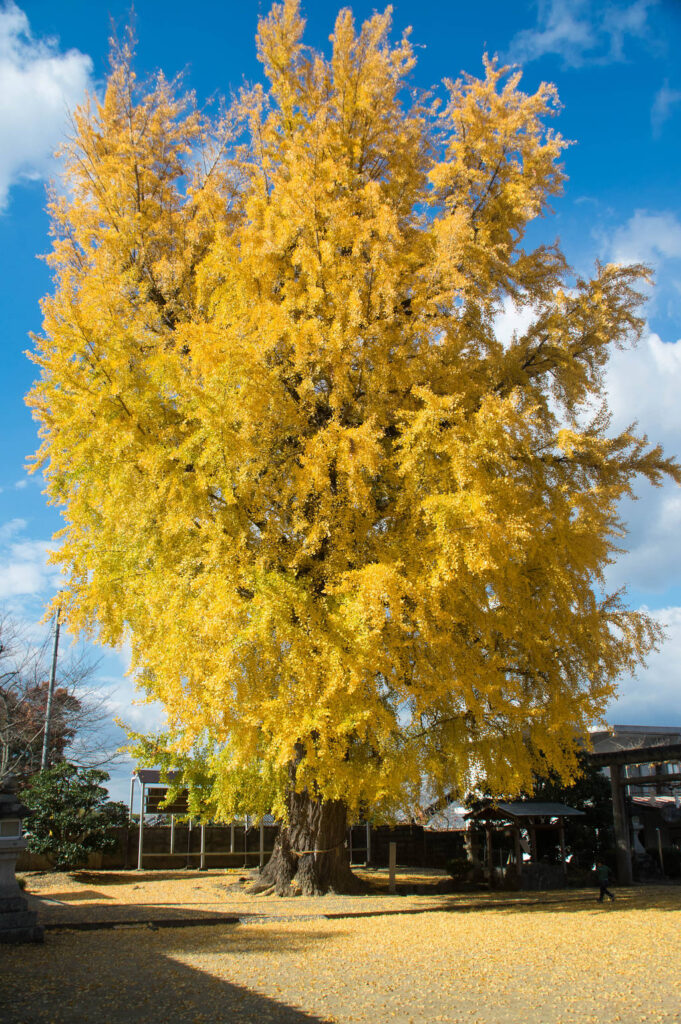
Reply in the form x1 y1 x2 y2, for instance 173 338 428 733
22 764 128 871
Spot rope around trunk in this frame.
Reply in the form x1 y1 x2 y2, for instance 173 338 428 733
290 838 346 857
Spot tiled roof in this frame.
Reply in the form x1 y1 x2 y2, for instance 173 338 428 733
467 800 585 820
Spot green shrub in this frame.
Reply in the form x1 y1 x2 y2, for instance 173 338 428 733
21 763 128 871
446 855 471 880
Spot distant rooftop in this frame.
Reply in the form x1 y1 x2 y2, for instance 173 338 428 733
133 769 180 785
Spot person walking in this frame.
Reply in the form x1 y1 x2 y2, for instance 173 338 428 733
596 861 615 902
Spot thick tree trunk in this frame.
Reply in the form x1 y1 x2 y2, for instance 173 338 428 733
259 788 365 896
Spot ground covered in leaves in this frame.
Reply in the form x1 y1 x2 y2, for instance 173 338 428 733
3 871 680 1023
16 866 472 925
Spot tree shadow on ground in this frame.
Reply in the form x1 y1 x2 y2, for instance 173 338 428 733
42 889 114 901
322 887 681 920
0 922 336 1024
486 890 681 914
69 869 229 886
25 893 243 927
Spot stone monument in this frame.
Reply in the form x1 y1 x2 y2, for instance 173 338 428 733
0 776 44 943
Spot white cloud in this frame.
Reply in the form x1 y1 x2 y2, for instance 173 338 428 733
600 0 652 61
607 606 681 724
507 0 655 68
106 680 165 733
493 296 540 349
0 2 92 210
651 81 681 137
508 0 595 66
0 517 27 540
609 210 681 267
0 524 60 599
602 330 681 595
600 209 681 322
492 296 681 597
606 330 681 444
600 272 681 597
608 485 681 593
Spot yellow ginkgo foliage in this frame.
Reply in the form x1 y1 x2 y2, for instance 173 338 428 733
28 4 679 893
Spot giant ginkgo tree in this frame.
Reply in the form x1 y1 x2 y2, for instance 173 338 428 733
28 2 679 894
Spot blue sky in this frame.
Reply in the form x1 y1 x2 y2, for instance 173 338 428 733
1 0 680 801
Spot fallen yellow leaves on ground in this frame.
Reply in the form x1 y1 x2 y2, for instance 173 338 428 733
19 867 458 923
4 874 681 1023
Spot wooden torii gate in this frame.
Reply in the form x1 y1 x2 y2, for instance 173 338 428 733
587 738 681 884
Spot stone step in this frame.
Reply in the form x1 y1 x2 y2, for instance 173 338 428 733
0 923 44 944
0 909 41 930
0 895 28 913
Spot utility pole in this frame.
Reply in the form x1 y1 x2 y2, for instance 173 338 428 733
40 607 61 770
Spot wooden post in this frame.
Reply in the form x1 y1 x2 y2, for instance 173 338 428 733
657 828 665 876
137 781 145 870
466 829 480 872
170 815 175 854
259 819 265 870
559 818 567 879
486 825 494 881
200 823 206 870
388 841 397 893
366 821 371 866
514 826 522 884
610 764 633 884
244 814 249 869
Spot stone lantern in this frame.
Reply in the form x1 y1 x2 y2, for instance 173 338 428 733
0 776 43 943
